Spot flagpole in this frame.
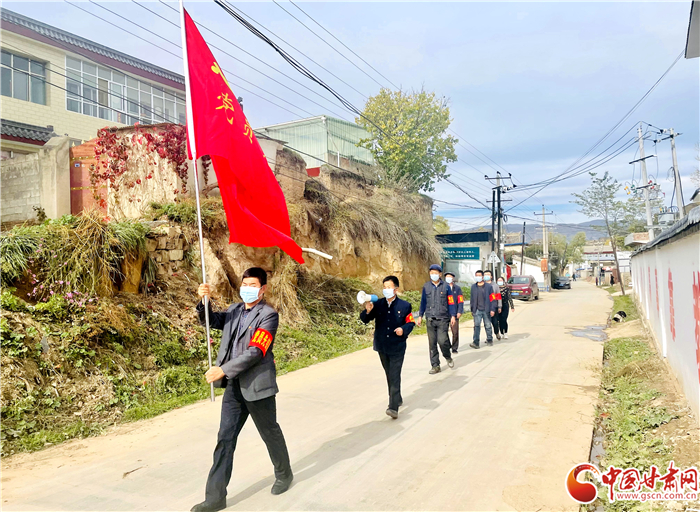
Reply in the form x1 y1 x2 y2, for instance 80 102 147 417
179 0 215 403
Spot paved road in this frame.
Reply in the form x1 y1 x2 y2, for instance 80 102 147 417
2 282 611 511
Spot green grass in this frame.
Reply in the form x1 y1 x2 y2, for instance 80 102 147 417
611 294 639 321
592 295 675 511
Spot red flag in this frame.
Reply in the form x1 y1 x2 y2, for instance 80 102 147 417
183 9 304 264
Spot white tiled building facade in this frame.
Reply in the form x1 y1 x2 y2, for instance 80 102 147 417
0 8 186 158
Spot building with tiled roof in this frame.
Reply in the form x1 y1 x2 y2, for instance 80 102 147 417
1 7 186 158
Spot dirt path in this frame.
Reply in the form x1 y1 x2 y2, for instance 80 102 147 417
1 282 610 511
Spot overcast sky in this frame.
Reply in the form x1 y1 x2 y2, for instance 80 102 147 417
7 1 699 230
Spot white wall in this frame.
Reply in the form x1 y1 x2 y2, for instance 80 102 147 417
631 229 700 424
514 260 545 288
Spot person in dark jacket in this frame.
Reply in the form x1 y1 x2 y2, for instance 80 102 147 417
494 276 514 339
191 267 293 512
415 264 457 374
444 272 465 353
469 270 498 349
360 276 415 419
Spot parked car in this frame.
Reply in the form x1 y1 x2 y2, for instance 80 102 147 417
552 277 571 290
507 275 540 301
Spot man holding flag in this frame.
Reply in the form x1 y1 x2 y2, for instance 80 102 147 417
178 4 303 511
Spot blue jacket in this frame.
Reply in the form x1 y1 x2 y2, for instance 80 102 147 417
418 280 457 319
360 296 415 355
469 283 498 315
447 282 465 315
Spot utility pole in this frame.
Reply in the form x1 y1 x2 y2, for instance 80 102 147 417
520 222 526 274
497 184 504 277
490 189 496 275
637 124 655 240
657 128 685 215
485 171 516 279
535 206 554 292
669 129 684 214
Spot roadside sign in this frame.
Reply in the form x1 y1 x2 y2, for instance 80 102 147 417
487 251 500 264
443 247 480 260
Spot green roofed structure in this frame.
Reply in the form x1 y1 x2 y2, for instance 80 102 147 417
255 115 374 176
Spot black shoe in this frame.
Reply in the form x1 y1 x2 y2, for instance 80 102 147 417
386 408 398 419
429 366 441 374
447 358 455 369
191 499 226 512
469 343 480 349
271 475 293 495
496 334 502 340
486 340 493 346
451 349 458 354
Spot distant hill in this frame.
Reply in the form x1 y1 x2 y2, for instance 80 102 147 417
505 219 605 242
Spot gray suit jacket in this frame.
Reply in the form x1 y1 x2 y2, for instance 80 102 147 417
196 300 279 401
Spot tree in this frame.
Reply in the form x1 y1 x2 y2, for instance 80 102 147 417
356 88 458 192
572 172 631 295
433 215 450 234
549 232 586 274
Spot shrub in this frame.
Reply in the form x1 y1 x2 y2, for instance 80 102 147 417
152 340 192 367
155 366 203 396
1 318 30 358
1 288 28 312
0 227 40 285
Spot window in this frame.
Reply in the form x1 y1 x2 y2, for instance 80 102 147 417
65 56 184 125
1 49 47 105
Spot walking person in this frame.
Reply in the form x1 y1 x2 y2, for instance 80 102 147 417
444 272 465 354
359 276 415 419
469 270 498 349
494 276 514 339
483 270 503 339
610 274 615 286
415 264 457 374
191 267 293 512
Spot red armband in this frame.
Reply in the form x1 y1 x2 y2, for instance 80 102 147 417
406 312 415 323
489 293 502 301
448 295 455 305
457 295 464 303
249 328 273 356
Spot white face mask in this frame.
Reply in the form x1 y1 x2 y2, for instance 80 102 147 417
382 288 395 299
497 280 504 286
430 273 440 282
239 285 261 304
445 276 454 284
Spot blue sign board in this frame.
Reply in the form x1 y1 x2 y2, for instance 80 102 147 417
443 247 480 260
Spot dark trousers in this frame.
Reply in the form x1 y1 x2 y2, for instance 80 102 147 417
449 318 460 352
205 379 292 502
495 307 509 334
378 351 405 411
490 309 500 334
426 317 452 367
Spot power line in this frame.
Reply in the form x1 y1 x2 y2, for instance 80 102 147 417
219 0 368 99
271 0 385 89
287 0 401 90
63 0 320 119
137 0 353 120
506 50 684 210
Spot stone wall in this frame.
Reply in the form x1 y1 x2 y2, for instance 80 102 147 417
1 136 71 225
143 221 190 277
